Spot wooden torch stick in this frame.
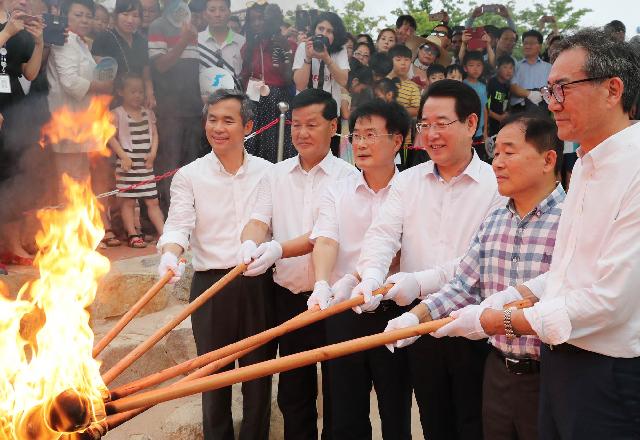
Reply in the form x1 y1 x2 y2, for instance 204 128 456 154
107 284 392 400
106 315 451 415
101 263 247 385
93 263 183 358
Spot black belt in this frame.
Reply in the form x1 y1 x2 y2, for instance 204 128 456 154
544 343 585 354
492 347 540 375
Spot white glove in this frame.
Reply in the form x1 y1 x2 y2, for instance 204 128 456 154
238 240 257 265
384 312 420 352
480 286 522 309
350 277 382 314
431 304 488 340
244 240 282 276
158 252 185 284
527 90 543 105
384 272 421 306
330 274 359 306
307 280 333 310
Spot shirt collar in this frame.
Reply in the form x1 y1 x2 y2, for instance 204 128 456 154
519 56 542 65
424 148 483 183
355 167 399 193
506 183 566 218
288 151 335 175
209 149 249 175
576 120 640 170
206 27 237 46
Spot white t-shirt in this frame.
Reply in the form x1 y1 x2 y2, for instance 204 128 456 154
293 44 350 115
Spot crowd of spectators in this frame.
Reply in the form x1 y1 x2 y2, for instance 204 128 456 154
0 0 637 275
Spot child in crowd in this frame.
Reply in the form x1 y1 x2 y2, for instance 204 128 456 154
426 63 446 85
446 63 464 81
388 45 420 118
373 78 398 102
108 74 165 248
91 4 110 39
487 55 514 137
370 52 393 82
462 51 489 161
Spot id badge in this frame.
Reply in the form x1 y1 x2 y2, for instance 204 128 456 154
0 75 11 94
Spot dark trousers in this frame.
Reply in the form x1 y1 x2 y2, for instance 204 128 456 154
408 334 489 440
482 350 539 440
155 115 205 216
274 284 332 440
190 270 276 440
325 303 412 440
539 344 640 440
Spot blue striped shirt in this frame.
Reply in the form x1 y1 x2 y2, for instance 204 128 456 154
423 184 565 358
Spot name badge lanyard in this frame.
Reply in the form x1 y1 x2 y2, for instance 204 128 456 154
0 47 12 93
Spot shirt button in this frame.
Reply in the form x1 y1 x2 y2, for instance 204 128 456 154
512 255 519 263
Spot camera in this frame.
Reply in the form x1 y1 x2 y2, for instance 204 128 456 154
312 34 330 53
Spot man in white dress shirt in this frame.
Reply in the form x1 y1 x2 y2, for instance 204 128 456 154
239 89 357 440
425 29 640 440
157 90 274 440
351 80 504 440
309 99 412 439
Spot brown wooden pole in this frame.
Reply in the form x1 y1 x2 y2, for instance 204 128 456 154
107 284 392 400
106 316 451 414
101 264 247 385
93 269 175 358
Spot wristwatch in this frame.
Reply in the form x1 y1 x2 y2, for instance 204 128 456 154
303 58 312 64
504 307 518 339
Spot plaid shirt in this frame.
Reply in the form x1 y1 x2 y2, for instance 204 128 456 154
423 185 565 358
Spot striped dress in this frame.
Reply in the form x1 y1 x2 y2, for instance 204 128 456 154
115 108 158 199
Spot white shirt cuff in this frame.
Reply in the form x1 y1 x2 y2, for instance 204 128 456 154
523 296 572 345
361 268 385 285
156 231 189 253
250 213 271 225
309 228 339 243
523 273 547 299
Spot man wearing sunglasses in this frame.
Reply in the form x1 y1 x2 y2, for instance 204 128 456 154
418 29 640 440
431 23 453 66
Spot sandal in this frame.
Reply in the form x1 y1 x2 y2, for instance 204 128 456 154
102 229 122 247
128 235 147 248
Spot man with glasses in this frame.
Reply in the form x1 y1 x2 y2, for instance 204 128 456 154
239 89 356 440
510 30 549 111
427 29 640 439
308 99 412 439
351 79 504 440
431 23 453 66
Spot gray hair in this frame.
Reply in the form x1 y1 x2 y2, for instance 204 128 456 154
556 28 640 113
201 89 254 124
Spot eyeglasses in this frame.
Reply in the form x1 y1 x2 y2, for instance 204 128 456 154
353 51 370 59
348 133 396 144
540 76 611 104
420 46 438 55
431 31 448 37
416 119 459 133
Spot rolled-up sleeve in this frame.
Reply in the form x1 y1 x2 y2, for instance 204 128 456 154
310 188 339 243
157 170 195 251
249 175 273 225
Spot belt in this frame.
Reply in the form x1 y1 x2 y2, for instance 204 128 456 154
493 347 540 375
544 342 584 353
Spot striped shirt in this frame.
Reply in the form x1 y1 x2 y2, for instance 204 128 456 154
395 79 421 146
116 109 158 199
423 184 566 358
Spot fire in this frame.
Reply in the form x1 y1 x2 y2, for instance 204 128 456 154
0 97 116 438
39 96 116 157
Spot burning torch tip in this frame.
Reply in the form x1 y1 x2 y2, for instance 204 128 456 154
46 389 93 433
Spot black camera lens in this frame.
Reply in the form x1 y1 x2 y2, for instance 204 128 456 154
312 34 329 52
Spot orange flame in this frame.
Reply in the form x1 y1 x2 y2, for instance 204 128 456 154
40 95 116 157
0 98 116 439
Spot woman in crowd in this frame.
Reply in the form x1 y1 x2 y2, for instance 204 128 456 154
411 36 441 89
356 32 373 47
376 27 396 53
241 3 295 163
90 3 110 40
352 41 372 66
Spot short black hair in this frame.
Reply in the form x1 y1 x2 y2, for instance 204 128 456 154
374 78 398 100
115 71 144 91
396 14 417 30
312 11 348 54
354 41 373 55
419 79 481 132
556 28 640 113
388 44 412 60
500 112 564 174
484 24 499 38
114 0 142 17
348 66 374 89
202 89 254 125
370 52 393 78
427 63 446 77
432 23 451 38
349 98 410 146
60 0 95 16
445 63 464 77
496 54 515 67
522 29 543 44
356 33 374 46
604 20 626 33
462 50 484 65
291 88 338 120
498 27 517 39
